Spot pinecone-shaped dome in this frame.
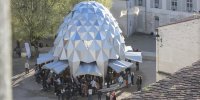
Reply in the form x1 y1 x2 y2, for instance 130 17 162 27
52 1 126 75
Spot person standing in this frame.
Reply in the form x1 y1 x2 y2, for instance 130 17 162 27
105 74 110 88
136 62 139 71
125 73 128 88
61 88 65 100
42 77 47 90
136 76 140 91
112 91 116 100
131 72 134 85
88 87 93 100
56 89 61 100
25 61 30 74
97 90 102 100
90 79 96 94
106 92 110 100
84 82 88 96
96 81 100 90
65 86 69 100
118 75 123 86
139 76 142 90
110 92 113 100
15 42 21 58
47 77 51 90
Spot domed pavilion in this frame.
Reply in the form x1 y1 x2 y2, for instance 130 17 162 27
37 1 142 79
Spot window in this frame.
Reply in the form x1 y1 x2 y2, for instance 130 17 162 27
186 0 193 12
138 0 143 6
171 0 177 11
155 0 159 8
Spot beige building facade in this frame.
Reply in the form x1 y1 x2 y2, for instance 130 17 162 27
135 0 200 34
156 16 200 77
111 0 200 35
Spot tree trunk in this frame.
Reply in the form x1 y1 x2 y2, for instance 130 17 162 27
0 0 12 100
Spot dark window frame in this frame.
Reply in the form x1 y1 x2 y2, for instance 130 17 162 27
138 0 143 6
171 0 178 11
186 0 193 12
155 0 159 8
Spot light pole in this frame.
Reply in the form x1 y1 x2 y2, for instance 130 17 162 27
126 0 129 37
144 0 147 33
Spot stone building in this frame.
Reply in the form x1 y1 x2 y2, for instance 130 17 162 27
156 15 200 80
111 0 200 35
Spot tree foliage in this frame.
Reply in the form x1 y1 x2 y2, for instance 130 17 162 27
11 0 111 44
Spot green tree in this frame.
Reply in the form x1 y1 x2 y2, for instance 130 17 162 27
11 0 111 47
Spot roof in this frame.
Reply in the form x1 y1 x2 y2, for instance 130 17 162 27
124 60 200 100
159 14 200 28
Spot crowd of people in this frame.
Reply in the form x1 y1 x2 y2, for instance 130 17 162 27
26 61 143 100
33 64 105 100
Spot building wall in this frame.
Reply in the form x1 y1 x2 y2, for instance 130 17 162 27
134 0 200 34
111 0 200 35
197 0 200 12
136 7 193 34
110 0 135 36
156 18 200 75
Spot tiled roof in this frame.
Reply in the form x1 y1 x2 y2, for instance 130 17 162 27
159 14 200 27
124 60 200 100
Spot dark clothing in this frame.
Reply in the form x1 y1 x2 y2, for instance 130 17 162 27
136 78 140 85
25 68 29 74
136 77 140 91
125 74 128 88
139 77 142 85
61 92 65 100
16 47 21 57
113 95 116 100
42 79 47 90
54 81 58 93
139 77 142 90
106 95 110 100
106 75 110 88
131 74 134 85
92 87 96 94
136 76 142 91
98 91 102 100
136 62 139 71
56 90 61 100
65 88 70 100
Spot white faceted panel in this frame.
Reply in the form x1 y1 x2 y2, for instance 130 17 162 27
60 48 67 60
54 46 62 57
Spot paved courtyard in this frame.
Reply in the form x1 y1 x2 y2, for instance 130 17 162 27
125 33 156 52
12 34 156 100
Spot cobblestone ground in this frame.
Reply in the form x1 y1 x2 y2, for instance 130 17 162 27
12 34 156 100
125 33 156 52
